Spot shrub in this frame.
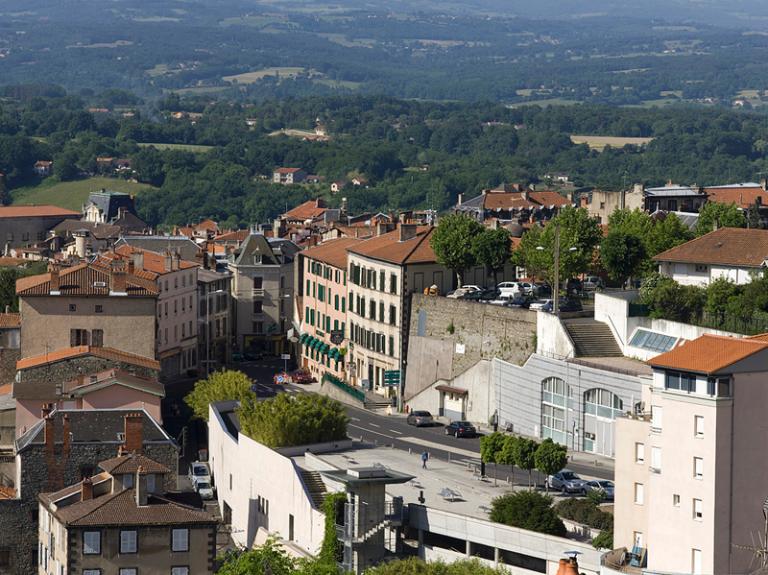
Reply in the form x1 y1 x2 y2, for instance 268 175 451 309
555 498 613 531
592 529 614 550
490 491 566 537
184 369 253 421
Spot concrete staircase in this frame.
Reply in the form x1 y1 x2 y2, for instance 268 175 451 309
363 394 394 410
563 319 623 357
299 470 327 509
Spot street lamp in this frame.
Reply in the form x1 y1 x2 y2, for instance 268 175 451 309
536 222 577 315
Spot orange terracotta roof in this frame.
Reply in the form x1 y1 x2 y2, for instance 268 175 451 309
0 313 20 328
348 226 436 265
704 186 768 210
653 227 768 268
214 229 249 242
195 219 218 231
16 263 158 296
112 245 198 274
283 199 327 221
275 167 303 174
647 334 768 374
529 190 572 207
0 205 79 218
17 346 160 371
302 238 363 270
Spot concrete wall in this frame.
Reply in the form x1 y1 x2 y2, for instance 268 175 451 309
535 311 574 359
406 295 537 400
208 404 326 554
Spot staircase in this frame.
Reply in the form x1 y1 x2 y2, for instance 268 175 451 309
299 470 327 509
363 394 393 410
563 319 623 357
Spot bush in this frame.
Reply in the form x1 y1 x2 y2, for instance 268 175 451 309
184 370 253 421
592 529 614 550
490 491 566 537
555 498 613 531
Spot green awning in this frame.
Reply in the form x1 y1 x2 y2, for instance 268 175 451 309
328 348 339 359
299 334 309 343
321 344 331 354
312 339 323 349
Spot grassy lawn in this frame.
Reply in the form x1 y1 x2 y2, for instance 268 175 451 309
138 142 214 153
570 134 654 150
223 67 310 85
12 177 155 211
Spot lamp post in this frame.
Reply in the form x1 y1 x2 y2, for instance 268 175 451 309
537 222 577 315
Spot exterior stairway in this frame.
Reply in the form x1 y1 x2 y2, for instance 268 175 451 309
299 470 327 509
363 393 394 410
563 319 623 357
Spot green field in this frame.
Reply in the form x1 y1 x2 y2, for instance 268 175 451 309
12 177 155 211
138 142 215 153
570 134 654 150
223 67 310 85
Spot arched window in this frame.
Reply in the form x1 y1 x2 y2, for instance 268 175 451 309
541 377 571 444
584 388 624 420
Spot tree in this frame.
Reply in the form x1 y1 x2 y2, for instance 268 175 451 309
704 277 741 323
238 393 348 448
217 539 297 575
534 438 568 493
516 207 602 288
184 370 253 421
53 149 79 181
511 437 538 488
695 201 746 236
641 277 706 323
489 491 566 537
366 558 507 575
480 432 507 484
430 213 484 285
600 230 647 287
592 529 614 550
646 212 694 256
471 227 511 285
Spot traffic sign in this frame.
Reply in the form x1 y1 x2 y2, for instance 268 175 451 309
280 354 291 360
383 370 401 386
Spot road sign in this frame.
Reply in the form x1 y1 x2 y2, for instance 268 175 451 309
330 330 344 345
280 354 291 360
383 370 401 386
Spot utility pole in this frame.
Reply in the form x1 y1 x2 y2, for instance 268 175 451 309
553 221 560 316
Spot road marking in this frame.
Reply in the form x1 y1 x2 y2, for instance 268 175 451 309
349 424 394 440
389 429 403 435
350 417 361 422
397 436 480 459
369 423 380 428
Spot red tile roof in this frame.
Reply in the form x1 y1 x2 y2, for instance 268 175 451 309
302 238 363 270
214 229 249 242
17 346 160 371
16 263 158 296
99 453 171 475
348 226 436 265
0 313 20 328
704 185 768 210
481 190 571 211
275 167 303 174
0 205 79 218
652 227 768 268
283 199 327 221
647 334 768 374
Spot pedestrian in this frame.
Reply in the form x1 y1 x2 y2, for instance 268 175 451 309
421 451 429 469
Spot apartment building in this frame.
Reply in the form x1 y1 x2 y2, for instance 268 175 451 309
0 205 80 250
296 238 360 380
38 452 215 575
346 225 453 398
612 333 768 574
229 233 299 356
101 246 199 377
198 267 232 373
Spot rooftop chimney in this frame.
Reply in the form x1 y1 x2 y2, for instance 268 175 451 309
376 222 389 237
164 250 172 272
135 465 148 506
123 412 143 454
48 263 60 294
110 260 127 294
398 223 418 243
81 477 93 501
132 250 144 272
172 250 181 271
457 193 463 206
341 197 348 217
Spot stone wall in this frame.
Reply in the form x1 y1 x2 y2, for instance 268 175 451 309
405 294 537 400
0 349 19 387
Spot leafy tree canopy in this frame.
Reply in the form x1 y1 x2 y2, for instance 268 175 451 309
490 491 566 537
184 370 253 421
471 227 511 282
534 438 568 482
600 229 647 286
430 213 484 285
695 201 746 236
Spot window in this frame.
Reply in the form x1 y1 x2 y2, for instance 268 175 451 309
692 549 702 575
707 376 731 398
171 528 189 552
541 377 571 445
120 569 138 575
673 494 681 507
171 568 189 575
694 457 703 479
694 264 708 273
70 329 89 346
253 277 263 290
92 329 103 348
95 304 103 313
120 530 137 554
83 570 101 575
68 304 77 312
389 305 396 325
123 473 134 489
253 322 263 334
635 443 645 464
289 514 295 541
665 371 696 393
389 273 397 294
634 483 644 505
379 270 385 291
651 447 661 472
584 388 623 419
629 328 677 352
693 498 703 520
146 474 156 493
379 301 384 322
83 531 101 555
253 301 263 314
651 405 663 431
694 415 704 437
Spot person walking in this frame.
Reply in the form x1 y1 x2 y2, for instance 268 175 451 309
421 451 429 469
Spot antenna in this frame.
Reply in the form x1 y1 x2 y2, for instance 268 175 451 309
732 496 768 572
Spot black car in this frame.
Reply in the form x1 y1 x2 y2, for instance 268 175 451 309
445 421 477 438
504 294 534 308
462 287 500 302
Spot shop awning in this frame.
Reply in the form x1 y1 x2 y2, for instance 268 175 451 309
435 385 468 396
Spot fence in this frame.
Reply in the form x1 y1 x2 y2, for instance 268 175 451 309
322 373 366 402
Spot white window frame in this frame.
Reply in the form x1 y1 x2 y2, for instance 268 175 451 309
635 442 645 464
171 528 189 552
694 415 704 438
693 498 703 521
673 494 681 507
83 570 101 575
694 457 704 480
83 531 101 555
171 568 189 575
651 405 663 431
119 569 138 575
651 446 662 473
634 482 644 505
692 548 702 575
120 530 137 554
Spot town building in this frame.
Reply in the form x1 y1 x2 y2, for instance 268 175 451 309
51 220 122 257
228 233 299 356
0 205 80 250
643 184 707 213
114 235 202 262
198 267 232 373
33 161 53 177
653 227 768 286
703 181 768 225
611 333 768 575
454 185 572 225
580 187 644 224
296 238 361 381
82 190 149 233
273 167 307 185
0 311 20 387
346 225 452 398
38 452 216 575
100 246 200 378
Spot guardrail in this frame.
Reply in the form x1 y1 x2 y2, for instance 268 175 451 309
322 373 365 402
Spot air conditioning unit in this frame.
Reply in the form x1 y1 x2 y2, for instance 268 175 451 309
93 281 107 288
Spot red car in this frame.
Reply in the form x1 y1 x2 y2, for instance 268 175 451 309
291 369 315 385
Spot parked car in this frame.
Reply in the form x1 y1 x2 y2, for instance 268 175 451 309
189 462 211 488
535 299 583 313
195 480 215 500
529 299 552 311
496 281 521 297
583 276 604 291
406 410 434 427
535 283 552 297
585 479 615 501
243 349 264 361
231 352 244 362
504 294 534 308
445 421 477 438
447 285 481 299
291 368 315 384
517 281 536 295
548 470 587 494
462 287 499 301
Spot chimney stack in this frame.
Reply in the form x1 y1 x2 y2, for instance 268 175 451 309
123 412 143 453
81 477 93 501
110 260 127 294
62 414 71 459
341 197 348 217
457 193 463 206
398 223 418 243
164 250 172 272
135 466 148 506
132 250 144 273
376 222 389 237
48 263 60 294
172 250 180 271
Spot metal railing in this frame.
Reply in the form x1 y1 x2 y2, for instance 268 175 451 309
322 373 365 402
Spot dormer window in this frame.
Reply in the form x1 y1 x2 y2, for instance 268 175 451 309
707 376 731 398
253 254 262 265
122 473 134 489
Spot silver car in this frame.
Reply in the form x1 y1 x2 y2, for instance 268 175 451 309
406 410 434 427
585 479 614 501
549 470 588 494
195 480 215 500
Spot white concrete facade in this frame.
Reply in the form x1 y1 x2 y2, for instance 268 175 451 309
657 260 759 286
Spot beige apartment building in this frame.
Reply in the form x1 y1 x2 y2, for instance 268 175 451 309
38 452 217 575
297 237 360 380
612 333 768 575
229 233 299 355
347 225 454 398
101 246 199 377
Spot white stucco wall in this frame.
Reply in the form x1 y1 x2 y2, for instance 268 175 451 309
535 311 575 359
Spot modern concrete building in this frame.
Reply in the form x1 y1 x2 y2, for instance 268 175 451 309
611 333 768 574
38 452 215 575
0 205 80 250
581 188 644 224
198 268 232 373
228 233 299 356
297 238 360 381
